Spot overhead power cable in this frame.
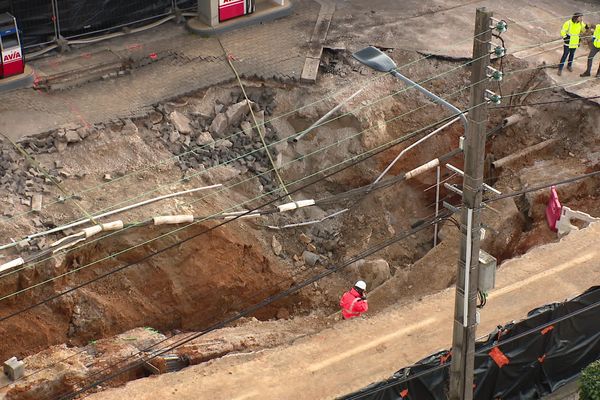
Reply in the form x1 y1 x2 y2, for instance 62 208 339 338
0 67 497 279
492 94 600 108
0 32 565 243
53 212 451 400
0 76 586 303
342 294 600 400
1 29 495 226
483 170 600 206
0 50 492 251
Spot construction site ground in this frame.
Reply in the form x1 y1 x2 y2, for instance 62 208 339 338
0 0 599 399
86 222 600 400
2 0 600 139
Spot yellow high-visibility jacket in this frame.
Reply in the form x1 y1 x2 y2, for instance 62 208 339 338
561 19 586 48
593 25 600 49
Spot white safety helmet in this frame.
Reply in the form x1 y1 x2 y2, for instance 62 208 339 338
355 280 367 291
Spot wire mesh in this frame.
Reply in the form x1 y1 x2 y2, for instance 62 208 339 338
0 0 57 48
0 0 219 51
55 0 175 40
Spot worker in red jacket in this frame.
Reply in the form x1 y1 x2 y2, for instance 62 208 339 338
340 280 368 320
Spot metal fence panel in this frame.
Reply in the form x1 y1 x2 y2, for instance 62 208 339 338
1 0 57 48
176 0 197 11
55 0 173 39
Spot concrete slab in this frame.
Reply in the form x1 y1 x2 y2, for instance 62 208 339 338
300 0 334 83
300 57 321 83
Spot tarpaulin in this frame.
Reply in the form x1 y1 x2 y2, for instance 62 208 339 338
341 286 600 400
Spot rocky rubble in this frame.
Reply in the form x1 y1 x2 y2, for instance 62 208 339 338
146 87 283 194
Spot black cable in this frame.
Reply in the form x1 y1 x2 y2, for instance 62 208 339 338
483 170 600 205
0 111 477 397
316 121 507 209
48 118 597 398
8 108 522 395
492 94 600 108
0 108 475 318
56 212 451 400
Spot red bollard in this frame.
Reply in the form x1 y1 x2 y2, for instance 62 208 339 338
546 186 562 232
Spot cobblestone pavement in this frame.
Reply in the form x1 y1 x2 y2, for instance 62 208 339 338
0 0 320 140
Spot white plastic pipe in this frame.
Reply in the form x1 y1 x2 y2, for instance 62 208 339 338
0 257 24 274
434 166 441 247
154 215 194 225
267 209 348 230
404 159 440 180
84 220 124 238
292 89 364 142
0 184 222 250
277 199 315 212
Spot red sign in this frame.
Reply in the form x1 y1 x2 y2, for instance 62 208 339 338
1 46 25 77
219 0 247 22
2 48 21 63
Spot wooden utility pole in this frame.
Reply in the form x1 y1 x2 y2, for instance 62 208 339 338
449 7 493 400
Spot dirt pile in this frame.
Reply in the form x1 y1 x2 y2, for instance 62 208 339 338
1 317 325 399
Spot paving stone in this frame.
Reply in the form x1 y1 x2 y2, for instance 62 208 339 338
31 194 43 212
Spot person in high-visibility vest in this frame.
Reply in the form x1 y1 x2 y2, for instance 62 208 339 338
581 24 600 77
339 280 368 320
558 12 589 76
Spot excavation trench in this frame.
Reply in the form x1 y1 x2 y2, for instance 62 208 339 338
0 52 599 398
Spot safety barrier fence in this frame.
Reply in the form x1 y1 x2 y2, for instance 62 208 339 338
341 286 600 400
0 0 196 50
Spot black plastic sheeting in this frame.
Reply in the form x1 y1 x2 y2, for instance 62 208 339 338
341 286 600 400
0 0 195 48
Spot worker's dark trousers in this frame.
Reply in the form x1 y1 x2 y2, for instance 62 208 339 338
559 45 577 71
584 46 600 74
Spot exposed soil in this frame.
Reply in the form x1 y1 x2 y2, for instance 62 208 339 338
0 47 599 398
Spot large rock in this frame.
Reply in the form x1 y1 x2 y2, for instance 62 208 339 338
201 165 240 185
367 229 461 313
225 100 253 126
170 111 192 134
121 119 139 135
241 121 253 137
215 139 233 149
210 113 228 136
65 130 81 143
196 131 215 148
271 236 282 256
345 258 391 290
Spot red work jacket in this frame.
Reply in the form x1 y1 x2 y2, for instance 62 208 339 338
339 288 368 319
